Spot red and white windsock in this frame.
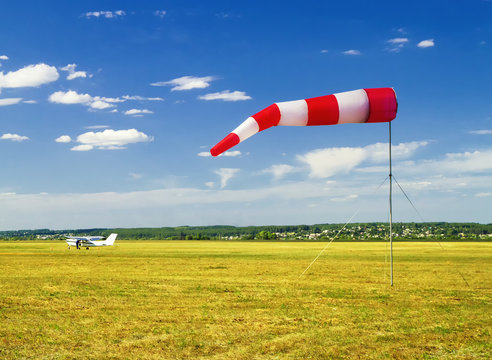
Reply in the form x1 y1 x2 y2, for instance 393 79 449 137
210 87 397 156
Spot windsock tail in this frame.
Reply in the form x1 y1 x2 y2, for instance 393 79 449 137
210 133 240 157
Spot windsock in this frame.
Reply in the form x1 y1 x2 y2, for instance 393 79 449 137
211 87 397 156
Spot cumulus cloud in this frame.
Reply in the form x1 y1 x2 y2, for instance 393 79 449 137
151 75 217 91
423 149 492 174
84 10 126 19
298 141 428 178
124 109 153 116
49 90 155 112
71 145 94 152
0 63 59 89
0 55 8 60
1 133 29 141
299 147 367 178
0 98 23 106
90 100 115 110
55 135 71 143
417 39 435 48
262 164 297 180
49 90 92 104
70 129 153 151
343 49 361 55
215 168 240 188
60 64 89 80
198 90 252 101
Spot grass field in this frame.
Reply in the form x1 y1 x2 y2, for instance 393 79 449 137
0 241 490 359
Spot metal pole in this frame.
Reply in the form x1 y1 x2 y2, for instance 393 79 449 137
389 122 393 286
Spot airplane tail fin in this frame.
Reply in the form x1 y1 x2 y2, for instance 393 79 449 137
104 233 118 246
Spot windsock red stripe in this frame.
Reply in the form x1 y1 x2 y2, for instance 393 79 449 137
364 88 398 123
210 132 240 157
305 94 339 126
252 103 281 131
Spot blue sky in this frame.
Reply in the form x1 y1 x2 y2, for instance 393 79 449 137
0 0 490 229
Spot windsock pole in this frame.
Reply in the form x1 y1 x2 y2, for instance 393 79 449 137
389 122 394 286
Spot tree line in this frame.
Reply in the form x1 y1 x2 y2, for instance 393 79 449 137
0 222 491 241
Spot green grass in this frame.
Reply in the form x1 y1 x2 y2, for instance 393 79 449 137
0 241 490 359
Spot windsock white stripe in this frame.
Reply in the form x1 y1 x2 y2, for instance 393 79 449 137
334 89 370 124
276 99 308 126
232 116 259 142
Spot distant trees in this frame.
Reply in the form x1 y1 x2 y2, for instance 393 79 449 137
0 222 491 241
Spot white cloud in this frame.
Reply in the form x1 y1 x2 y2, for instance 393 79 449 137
199 150 242 157
1 133 29 142
0 169 491 229
330 194 358 202
122 95 164 101
343 49 361 55
262 164 297 180
299 147 367 178
90 100 115 110
151 75 217 91
198 90 252 102
60 64 89 80
475 192 491 197
154 10 166 18
215 168 240 188
85 125 110 129
222 150 242 157
23 100 37 104
48 90 130 111
386 38 409 52
298 141 428 178
387 38 409 44
84 11 126 19
417 39 435 48
469 130 492 135
425 149 492 174
365 141 429 162
320 49 329 54
73 128 153 150
49 90 92 104
0 63 59 89
129 172 143 180
0 55 8 60
124 109 153 116
71 145 94 151
93 96 125 103
55 135 72 143
0 98 23 106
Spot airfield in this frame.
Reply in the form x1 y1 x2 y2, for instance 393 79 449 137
0 240 490 359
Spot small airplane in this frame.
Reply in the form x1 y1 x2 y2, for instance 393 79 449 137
66 233 118 250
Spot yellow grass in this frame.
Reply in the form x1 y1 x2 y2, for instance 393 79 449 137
0 241 490 359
